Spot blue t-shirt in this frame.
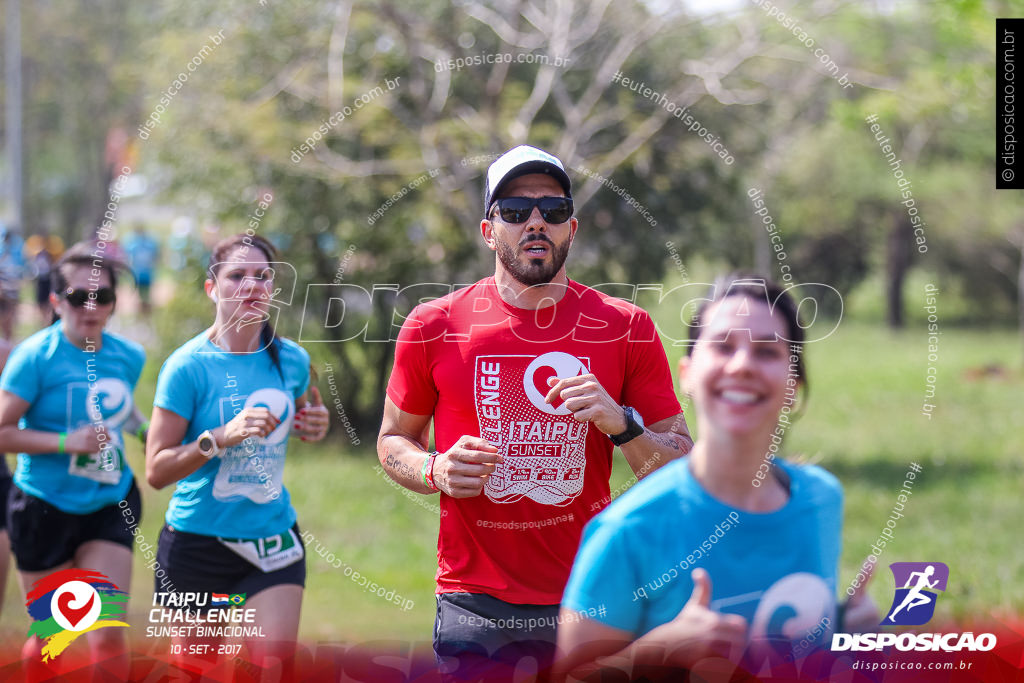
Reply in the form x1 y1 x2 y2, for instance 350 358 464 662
562 458 842 650
153 331 310 539
124 234 159 275
0 323 145 513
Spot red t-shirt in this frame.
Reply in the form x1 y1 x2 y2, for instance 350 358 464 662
386 277 682 604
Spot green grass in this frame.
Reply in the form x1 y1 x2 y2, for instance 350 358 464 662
0 321 1021 648
793 324 1024 624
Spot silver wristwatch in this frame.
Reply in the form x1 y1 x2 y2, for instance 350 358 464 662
197 429 221 458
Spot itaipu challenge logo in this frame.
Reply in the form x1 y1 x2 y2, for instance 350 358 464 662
25 568 129 661
882 561 949 626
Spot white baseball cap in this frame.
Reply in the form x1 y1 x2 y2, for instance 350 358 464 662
484 145 572 215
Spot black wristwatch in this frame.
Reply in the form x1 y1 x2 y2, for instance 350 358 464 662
609 406 645 446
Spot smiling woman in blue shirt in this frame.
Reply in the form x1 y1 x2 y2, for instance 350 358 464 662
555 274 878 680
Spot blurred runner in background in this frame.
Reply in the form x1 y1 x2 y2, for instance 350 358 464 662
123 225 159 316
25 234 65 325
0 226 26 341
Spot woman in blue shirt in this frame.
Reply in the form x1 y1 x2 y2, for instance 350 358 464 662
0 241 146 666
0 338 14 621
556 274 877 679
146 234 328 666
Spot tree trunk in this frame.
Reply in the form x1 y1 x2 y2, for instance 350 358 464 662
1018 233 1024 366
885 212 913 328
373 289 397 432
753 207 771 276
5 0 24 232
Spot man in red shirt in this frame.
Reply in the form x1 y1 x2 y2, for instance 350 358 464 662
377 145 693 679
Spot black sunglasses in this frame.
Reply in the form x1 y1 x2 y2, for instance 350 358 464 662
490 196 573 224
63 287 116 308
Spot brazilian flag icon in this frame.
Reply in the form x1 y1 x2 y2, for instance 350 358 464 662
229 594 246 606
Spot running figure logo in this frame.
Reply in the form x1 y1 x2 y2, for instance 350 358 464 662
883 562 949 626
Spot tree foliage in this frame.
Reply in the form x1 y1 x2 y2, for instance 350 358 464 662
7 0 1019 432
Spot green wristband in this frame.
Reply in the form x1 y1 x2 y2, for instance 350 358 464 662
420 455 431 488
58 432 67 454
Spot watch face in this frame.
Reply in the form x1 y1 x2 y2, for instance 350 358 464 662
199 436 214 453
610 407 645 446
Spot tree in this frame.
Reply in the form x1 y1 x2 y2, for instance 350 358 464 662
139 0 823 433
6 0 148 242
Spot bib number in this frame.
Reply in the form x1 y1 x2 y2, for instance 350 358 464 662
218 528 304 573
68 445 123 485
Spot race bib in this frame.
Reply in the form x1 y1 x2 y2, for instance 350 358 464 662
65 378 133 485
476 352 590 506
67 445 123 485
218 528 304 572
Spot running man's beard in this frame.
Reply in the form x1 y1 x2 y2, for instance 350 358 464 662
496 239 572 287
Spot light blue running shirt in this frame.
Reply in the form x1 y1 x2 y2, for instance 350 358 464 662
0 322 145 513
153 331 309 539
562 457 842 650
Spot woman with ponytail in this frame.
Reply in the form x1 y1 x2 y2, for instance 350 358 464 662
146 234 328 666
